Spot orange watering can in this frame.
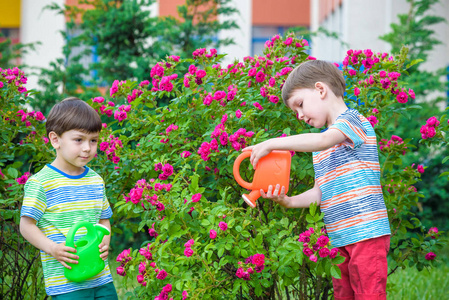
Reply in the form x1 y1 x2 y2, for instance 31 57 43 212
233 150 291 208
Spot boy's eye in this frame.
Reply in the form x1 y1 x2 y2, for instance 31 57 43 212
75 139 82 142
91 139 98 143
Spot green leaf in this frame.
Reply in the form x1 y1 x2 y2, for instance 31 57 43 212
201 219 211 226
7 168 18 178
406 59 424 69
309 203 317 216
306 214 315 224
255 233 263 246
332 255 346 265
330 264 341 279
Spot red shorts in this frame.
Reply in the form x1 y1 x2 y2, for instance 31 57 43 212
333 235 390 300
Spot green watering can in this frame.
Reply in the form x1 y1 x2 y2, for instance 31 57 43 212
64 221 110 282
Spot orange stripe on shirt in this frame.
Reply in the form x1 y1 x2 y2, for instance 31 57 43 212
326 210 388 232
320 185 383 210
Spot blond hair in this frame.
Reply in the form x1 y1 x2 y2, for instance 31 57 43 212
281 60 346 105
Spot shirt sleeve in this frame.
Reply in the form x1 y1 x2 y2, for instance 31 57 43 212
100 181 113 219
329 115 368 149
21 177 47 222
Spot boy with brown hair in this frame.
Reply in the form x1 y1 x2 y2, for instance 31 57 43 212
244 60 391 300
20 97 118 299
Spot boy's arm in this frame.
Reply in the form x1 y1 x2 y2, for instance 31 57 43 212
98 219 111 260
19 216 78 268
244 129 347 169
261 181 321 208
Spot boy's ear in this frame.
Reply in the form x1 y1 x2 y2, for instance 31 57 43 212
48 131 60 149
315 82 327 99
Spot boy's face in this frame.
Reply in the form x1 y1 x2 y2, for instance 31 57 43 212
50 129 99 172
286 86 328 128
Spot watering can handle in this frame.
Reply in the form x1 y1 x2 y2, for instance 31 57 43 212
65 221 95 248
233 151 253 190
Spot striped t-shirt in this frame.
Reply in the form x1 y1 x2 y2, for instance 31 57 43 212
20 164 113 296
313 108 391 247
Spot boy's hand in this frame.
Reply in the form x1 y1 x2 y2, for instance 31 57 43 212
49 242 79 269
261 184 290 208
99 242 109 260
242 140 273 169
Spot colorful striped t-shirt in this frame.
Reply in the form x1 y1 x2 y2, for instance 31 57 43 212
313 108 390 247
20 164 113 296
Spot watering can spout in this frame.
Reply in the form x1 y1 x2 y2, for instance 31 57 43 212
94 223 111 243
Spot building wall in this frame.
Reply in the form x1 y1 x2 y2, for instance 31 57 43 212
20 0 65 90
219 0 251 65
311 0 449 75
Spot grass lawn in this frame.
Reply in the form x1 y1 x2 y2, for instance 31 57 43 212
387 240 449 300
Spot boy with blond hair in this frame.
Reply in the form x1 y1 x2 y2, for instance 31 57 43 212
20 97 118 299
244 60 391 300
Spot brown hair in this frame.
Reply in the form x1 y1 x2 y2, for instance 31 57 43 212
46 97 102 136
281 60 346 105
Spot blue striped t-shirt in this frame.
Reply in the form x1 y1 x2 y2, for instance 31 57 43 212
313 109 391 247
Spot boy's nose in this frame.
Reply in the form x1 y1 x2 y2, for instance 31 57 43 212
82 142 91 152
296 111 304 120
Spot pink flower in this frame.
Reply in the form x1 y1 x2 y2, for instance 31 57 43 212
16 174 30 184
367 115 378 127
35 111 45 121
137 274 145 283
210 229 217 239
181 151 191 158
354 87 360 96
248 68 257 77
162 163 174 176
269 95 279 104
255 71 266 83
409 88 415 99
284 37 293 45
426 116 440 127
191 193 202 202
156 269 168 279
219 221 228 231
348 69 357 76
116 266 126 276
329 248 339 259
162 284 172 293
379 70 387 78
317 235 329 247
235 109 242 118
396 91 408 103
236 267 245 278
129 188 143 204
184 247 194 257
319 247 330 258
196 69 206 78
303 247 313 257
182 291 188 300
188 65 197 75
252 254 265 266
428 227 438 235
213 90 226 100
417 165 424 174
425 252 436 260
309 255 318 262
139 261 147 273
114 110 127 122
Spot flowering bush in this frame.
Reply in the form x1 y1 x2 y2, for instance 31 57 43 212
2 32 448 298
